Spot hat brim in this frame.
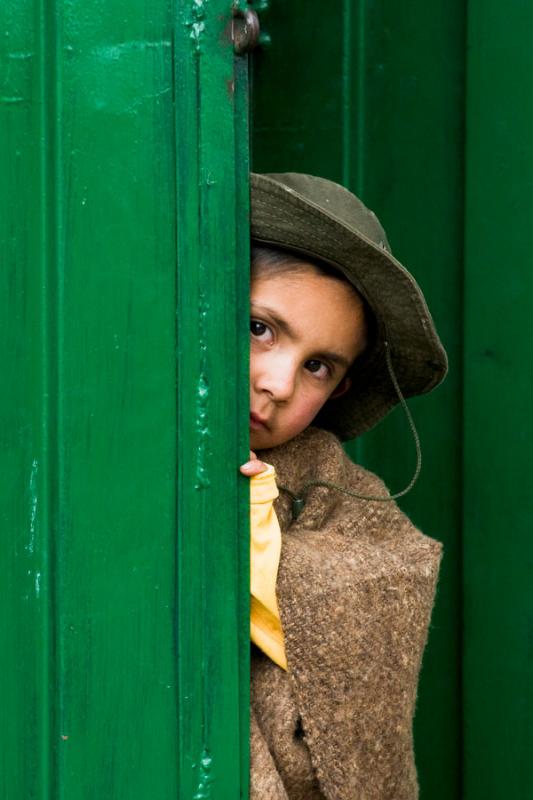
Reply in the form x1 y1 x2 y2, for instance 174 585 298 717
250 173 448 441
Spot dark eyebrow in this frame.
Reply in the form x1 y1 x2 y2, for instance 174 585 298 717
251 303 352 370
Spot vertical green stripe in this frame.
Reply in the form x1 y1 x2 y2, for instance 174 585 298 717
40 1 58 797
0 1 57 795
355 0 366 197
234 44 252 797
346 6 465 796
463 2 533 795
175 1 250 797
53 2 180 796
341 0 352 187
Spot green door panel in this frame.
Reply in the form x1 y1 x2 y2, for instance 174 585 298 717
1 1 250 797
463 2 533 796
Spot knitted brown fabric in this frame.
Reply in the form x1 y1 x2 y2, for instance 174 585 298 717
251 426 442 800
250 708 290 800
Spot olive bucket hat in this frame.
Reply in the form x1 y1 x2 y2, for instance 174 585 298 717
250 172 448 441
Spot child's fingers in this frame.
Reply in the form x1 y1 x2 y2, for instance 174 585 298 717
240 454 269 476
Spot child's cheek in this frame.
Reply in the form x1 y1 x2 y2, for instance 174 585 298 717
291 390 329 430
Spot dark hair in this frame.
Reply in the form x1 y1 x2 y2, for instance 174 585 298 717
251 244 352 285
250 243 377 365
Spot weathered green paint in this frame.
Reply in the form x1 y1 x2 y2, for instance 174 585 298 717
234 42 253 797
463 3 533 796
251 2 463 797
1 1 249 797
174 1 250 797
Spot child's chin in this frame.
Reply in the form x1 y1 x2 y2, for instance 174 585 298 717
250 429 272 451
251 428 294 451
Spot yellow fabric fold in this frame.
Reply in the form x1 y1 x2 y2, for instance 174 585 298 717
250 463 288 671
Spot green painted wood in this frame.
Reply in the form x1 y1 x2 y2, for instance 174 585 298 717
174 1 250 797
1 7 53 798
463 3 533 796
251 1 347 182
251 3 464 797
341 6 465 798
1 1 250 797
234 41 253 799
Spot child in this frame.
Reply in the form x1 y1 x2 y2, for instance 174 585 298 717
240 173 448 800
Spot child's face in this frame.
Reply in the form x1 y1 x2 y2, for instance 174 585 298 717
250 267 367 450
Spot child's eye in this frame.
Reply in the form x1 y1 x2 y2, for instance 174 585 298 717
305 359 331 379
250 319 273 342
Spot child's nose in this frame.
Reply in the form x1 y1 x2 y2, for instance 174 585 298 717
257 358 296 402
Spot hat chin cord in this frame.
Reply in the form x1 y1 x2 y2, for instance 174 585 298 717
278 341 422 521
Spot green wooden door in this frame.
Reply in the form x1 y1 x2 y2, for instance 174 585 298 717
1 1 251 797
251 1 533 798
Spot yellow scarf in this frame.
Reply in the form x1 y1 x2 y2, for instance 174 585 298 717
250 464 288 671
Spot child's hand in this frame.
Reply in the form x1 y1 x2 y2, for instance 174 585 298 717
240 450 269 477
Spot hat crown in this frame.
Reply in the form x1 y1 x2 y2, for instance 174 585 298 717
264 172 390 252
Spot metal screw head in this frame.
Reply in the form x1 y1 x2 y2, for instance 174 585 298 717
232 8 260 55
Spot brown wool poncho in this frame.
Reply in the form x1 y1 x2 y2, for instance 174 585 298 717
251 426 442 800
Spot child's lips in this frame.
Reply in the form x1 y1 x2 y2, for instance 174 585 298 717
250 412 268 430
